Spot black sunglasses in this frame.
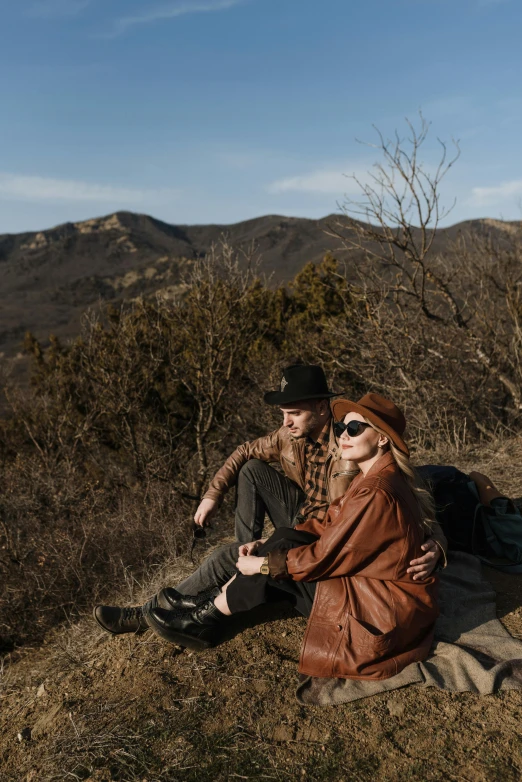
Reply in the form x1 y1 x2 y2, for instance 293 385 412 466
334 420 372 438
192 524 207 540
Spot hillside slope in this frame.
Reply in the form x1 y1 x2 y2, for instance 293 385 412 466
1 439 522 781
1 211 520 368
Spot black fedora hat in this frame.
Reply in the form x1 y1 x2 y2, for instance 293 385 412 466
264 364 343 406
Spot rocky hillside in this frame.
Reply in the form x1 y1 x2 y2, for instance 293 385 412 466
0 211 519 369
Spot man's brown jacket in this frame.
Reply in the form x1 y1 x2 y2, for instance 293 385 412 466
203 419 355 507
203 419 448 561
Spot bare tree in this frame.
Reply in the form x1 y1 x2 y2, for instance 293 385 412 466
327 114 521 426
328 113 460 317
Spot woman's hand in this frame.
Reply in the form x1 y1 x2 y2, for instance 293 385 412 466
238 539 267 557
236 555 264 576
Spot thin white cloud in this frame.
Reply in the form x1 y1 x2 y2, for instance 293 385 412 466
267 166 368 196
0 173 180 204
102 0 245 38
26 0 92 18
420 95 473 118
218 151 261 170
470 179 522 206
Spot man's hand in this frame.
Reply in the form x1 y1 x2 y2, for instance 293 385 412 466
407 538 440 581
236 555 263 576
238 539 267 557
469 470 501 486
468 471 503 505
194 498 218 528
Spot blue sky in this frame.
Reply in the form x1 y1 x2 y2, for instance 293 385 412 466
1 0 521 233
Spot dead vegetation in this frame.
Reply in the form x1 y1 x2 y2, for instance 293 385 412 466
2 118 522 652
1 116 522 779
1 451 522 782
1 371 522 782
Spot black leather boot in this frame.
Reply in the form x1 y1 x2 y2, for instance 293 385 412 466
155 585 221 611
93 605 147 635
145 599 225 650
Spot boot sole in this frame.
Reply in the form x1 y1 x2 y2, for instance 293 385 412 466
144 611 215 651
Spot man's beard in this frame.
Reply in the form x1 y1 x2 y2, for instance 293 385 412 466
289 415 321 439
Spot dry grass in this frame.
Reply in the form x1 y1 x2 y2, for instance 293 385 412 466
414 433 522 502
1 439 522 782
2 600 522 782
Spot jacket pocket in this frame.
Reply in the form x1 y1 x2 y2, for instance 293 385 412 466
348 614 397 653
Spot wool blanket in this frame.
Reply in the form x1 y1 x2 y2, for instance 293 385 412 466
296 551 522 705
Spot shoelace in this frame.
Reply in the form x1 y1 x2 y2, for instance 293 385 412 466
193 600 216 620
194 586 220 604
121 607 141 623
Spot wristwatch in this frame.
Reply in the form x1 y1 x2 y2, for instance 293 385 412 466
260 556 270 575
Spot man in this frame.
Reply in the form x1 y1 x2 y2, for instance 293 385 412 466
95 364 446 634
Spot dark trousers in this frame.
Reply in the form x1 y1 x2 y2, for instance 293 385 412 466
234 459 306 543
175 460 305 597
226 527 318 618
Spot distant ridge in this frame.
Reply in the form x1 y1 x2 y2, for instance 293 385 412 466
0 210 519 368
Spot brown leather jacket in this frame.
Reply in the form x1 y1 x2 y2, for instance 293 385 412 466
283 452 439 680
203 418 355 507
203 417 448 562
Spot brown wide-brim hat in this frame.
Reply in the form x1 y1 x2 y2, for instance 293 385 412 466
331 392 410 457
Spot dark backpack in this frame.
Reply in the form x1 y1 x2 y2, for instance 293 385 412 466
417 465 522 573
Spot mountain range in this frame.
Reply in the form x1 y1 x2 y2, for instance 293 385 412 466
0 210 518 377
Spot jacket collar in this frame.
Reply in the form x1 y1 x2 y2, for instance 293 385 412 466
327 415 342 459
364 450 396 477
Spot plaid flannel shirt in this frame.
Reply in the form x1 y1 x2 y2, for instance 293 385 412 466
295 420 331 525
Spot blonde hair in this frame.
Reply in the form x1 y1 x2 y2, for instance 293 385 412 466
364 418 436 533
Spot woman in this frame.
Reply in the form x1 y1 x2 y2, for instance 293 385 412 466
146 393 439 681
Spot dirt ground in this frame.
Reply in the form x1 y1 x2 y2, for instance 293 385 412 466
1 440 522 782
